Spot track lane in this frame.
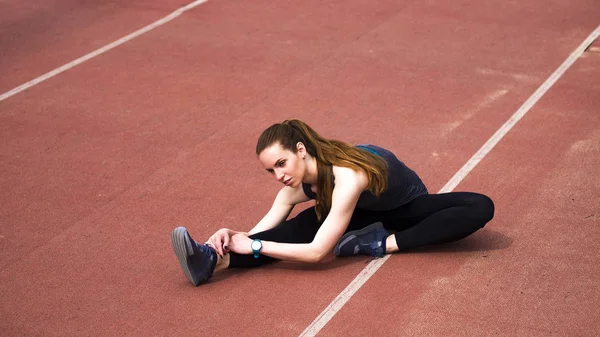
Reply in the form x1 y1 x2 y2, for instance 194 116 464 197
0 0 598 336
319 32 600 337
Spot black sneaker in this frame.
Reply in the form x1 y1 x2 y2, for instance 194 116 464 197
171 226 217 286
334 222 390 258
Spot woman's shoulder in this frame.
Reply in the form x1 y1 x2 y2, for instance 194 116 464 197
277 184 312 204
332 165 368 189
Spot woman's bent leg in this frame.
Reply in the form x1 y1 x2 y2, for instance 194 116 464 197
385 192 494 250
228 207 321 268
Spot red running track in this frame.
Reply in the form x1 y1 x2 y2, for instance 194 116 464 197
1 0 599 336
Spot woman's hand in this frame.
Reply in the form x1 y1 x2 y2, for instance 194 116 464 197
229 233 253 255
206 228 236 257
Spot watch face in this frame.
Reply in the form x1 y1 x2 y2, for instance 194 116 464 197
251 240 261 250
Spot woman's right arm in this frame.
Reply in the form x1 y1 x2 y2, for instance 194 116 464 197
247 185 310 235
206 185 310 256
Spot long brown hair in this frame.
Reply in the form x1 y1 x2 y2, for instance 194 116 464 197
256 119 388 221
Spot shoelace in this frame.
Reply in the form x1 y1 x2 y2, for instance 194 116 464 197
361 241 384 262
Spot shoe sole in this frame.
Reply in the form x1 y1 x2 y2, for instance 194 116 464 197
334 222 385 256
170 226 200 286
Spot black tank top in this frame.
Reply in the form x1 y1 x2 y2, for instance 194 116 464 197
301 144 428 211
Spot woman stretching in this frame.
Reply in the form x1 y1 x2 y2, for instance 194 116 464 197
170 119 495 286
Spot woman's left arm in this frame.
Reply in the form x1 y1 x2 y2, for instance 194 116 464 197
230 166 368 263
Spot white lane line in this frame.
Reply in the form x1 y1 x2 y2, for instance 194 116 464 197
0 0 208 103
441 24 600 194
299 24 600 337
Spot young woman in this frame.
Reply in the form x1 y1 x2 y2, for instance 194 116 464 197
171 119 494 286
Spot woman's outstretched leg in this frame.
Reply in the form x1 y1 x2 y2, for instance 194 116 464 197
228 207 321 268
171 207 321 285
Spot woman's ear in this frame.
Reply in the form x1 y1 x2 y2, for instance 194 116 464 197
296 142 306 156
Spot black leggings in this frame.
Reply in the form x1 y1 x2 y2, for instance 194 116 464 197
229 192 494 268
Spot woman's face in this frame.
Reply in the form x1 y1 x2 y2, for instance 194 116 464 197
258 142 306 188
